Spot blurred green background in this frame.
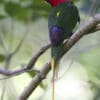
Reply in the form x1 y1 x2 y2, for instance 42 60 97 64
0 0 100 100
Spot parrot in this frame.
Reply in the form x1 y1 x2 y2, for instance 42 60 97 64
45 0 80 100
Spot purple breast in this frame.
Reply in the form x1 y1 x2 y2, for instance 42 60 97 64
49 26 64 46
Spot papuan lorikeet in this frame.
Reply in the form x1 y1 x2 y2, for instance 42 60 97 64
45 0 80 100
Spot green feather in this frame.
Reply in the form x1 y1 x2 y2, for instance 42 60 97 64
51 44 63 78
48 2 80 38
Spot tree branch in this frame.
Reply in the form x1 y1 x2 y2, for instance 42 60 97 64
87 24 100 34
18 63 51 100
18 14 100 100
63 14 100 55
0 44 50 79
0 14 100 78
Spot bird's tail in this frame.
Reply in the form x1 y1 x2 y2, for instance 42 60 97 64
51 56 60 100
51 44 63 100
51 57 60 78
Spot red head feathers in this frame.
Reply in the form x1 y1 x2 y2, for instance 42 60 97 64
45 0 71 7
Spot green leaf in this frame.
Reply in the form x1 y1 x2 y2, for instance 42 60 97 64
27 70 45 89
0 0 4 3
39 82 45 90
0 15 6 19
5 2 29 21
27 70 36 77
5 2 20 17
0 54 5 62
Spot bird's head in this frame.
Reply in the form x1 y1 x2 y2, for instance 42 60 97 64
45 0 71 7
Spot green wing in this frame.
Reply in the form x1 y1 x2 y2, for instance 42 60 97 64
48 2 80 38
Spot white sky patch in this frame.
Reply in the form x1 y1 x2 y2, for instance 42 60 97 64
55 75 91 100
42 60 94 100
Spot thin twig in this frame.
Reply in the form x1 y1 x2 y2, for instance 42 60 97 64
0 44 50 79
88 0 99 16
25 44 50 69
11 22 30 57
0 31 8 52
18 62 51 100
0 81 6 100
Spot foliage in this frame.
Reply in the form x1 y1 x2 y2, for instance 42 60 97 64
0 53 5 62
80 0 100 14
0 0 100 100
0 0 51 22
